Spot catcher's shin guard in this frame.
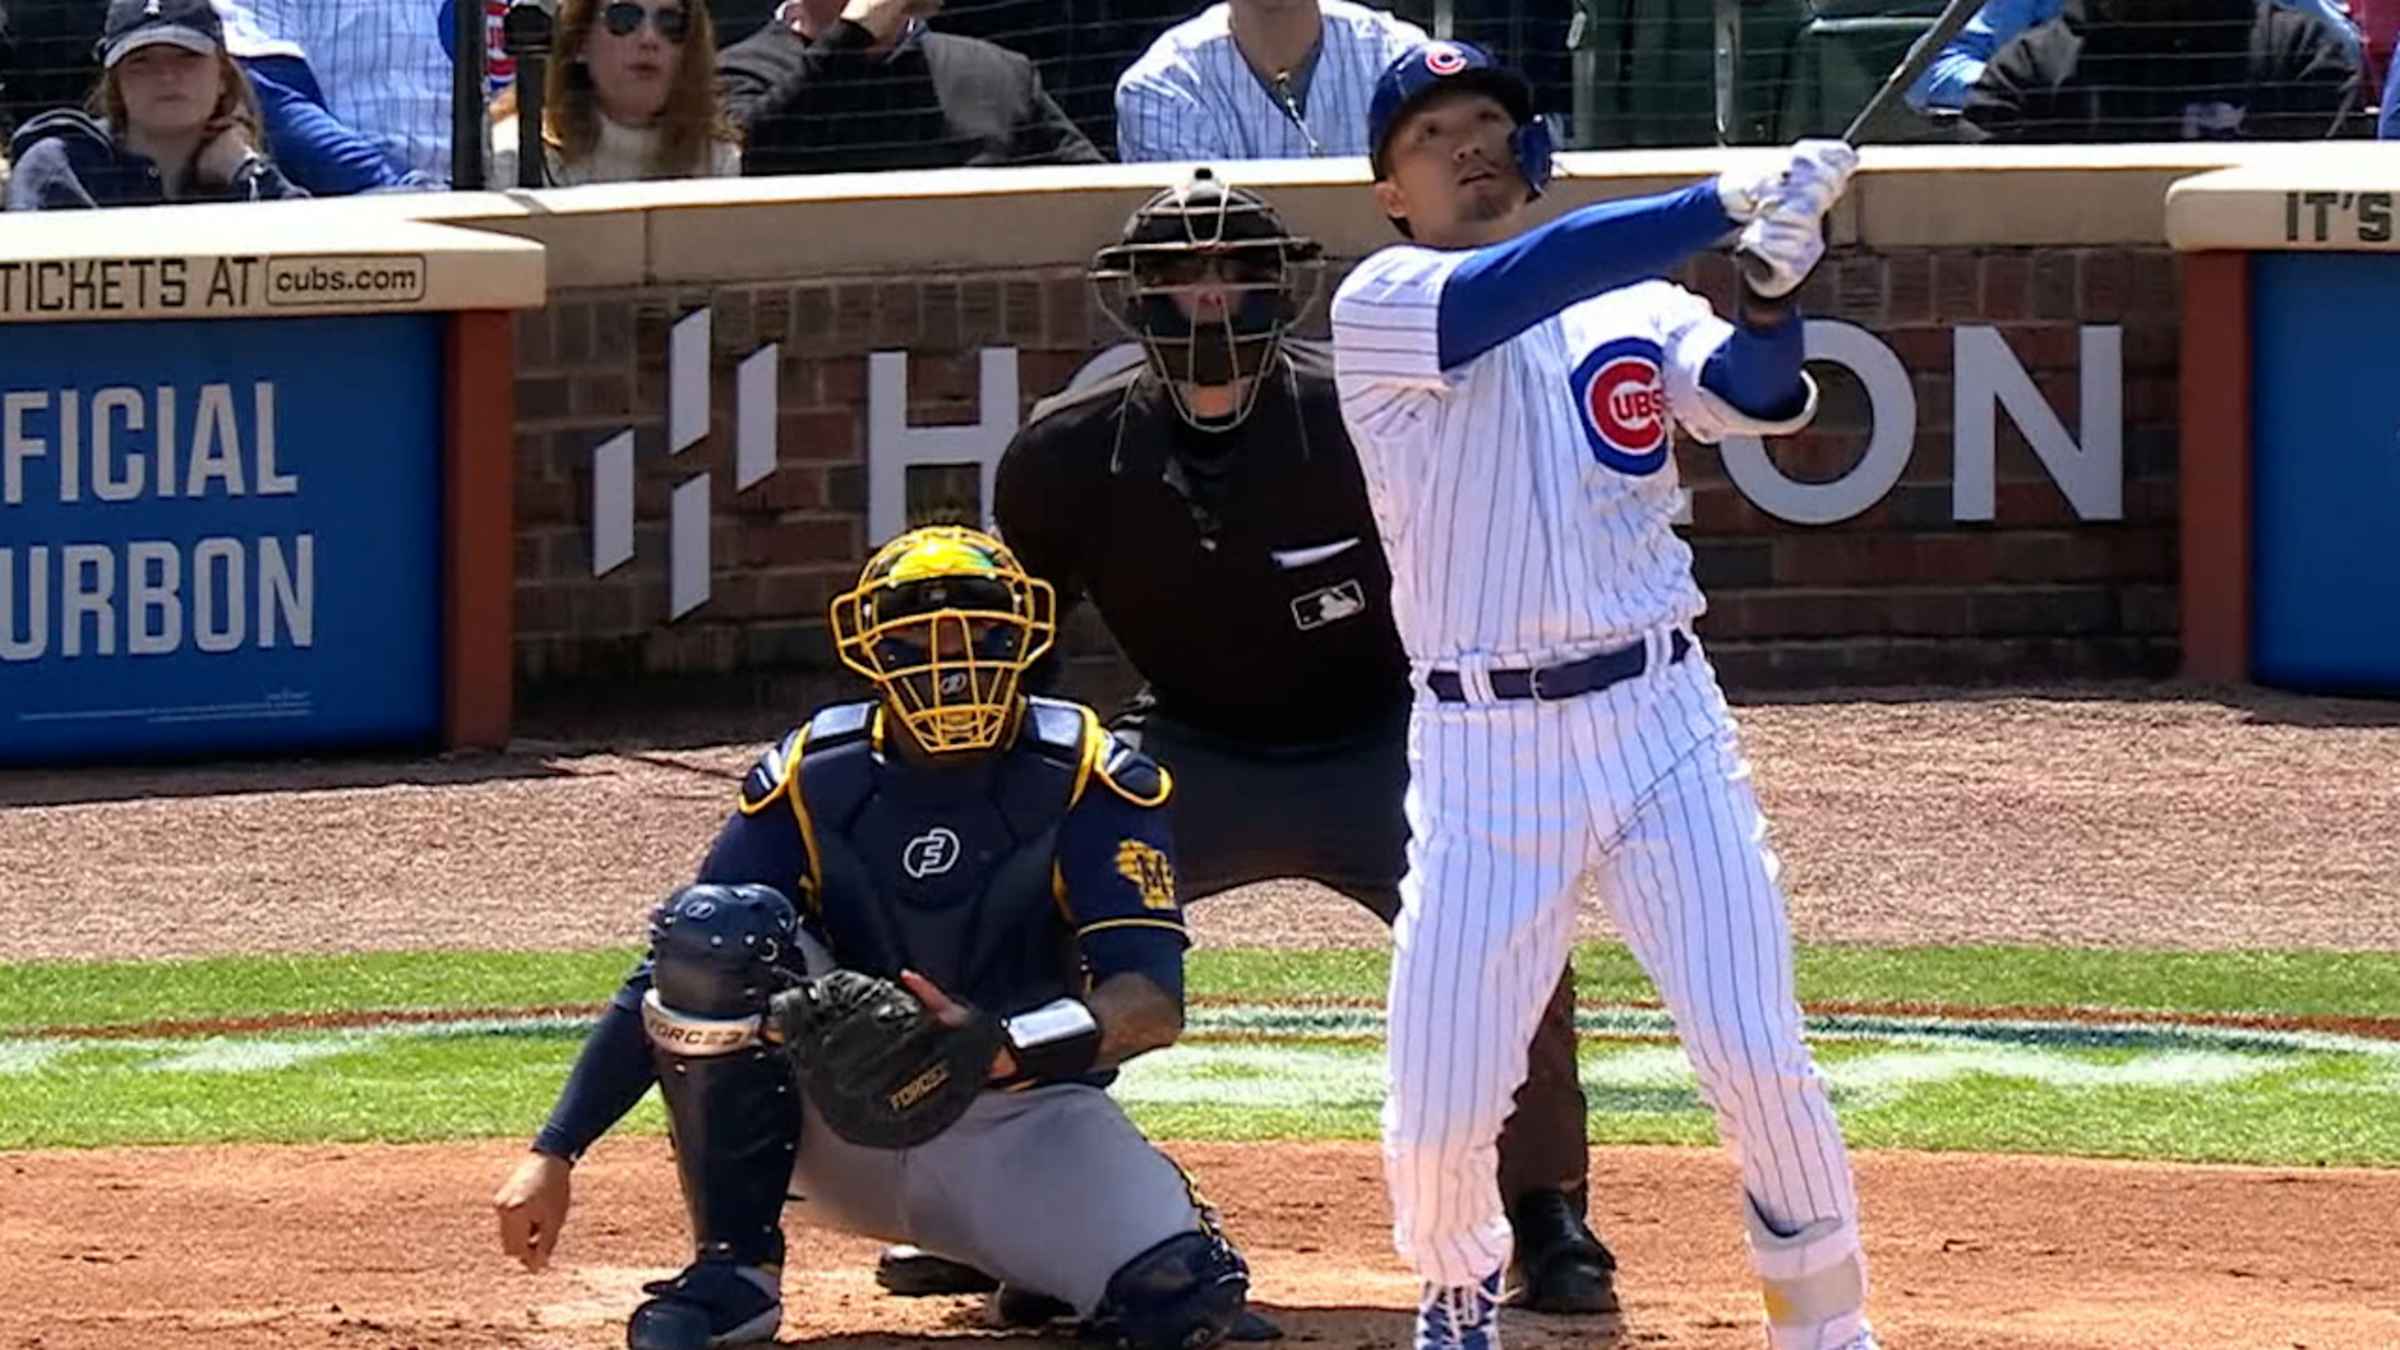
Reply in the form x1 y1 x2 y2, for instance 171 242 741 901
642 884 807 1266
653 1038 801 1266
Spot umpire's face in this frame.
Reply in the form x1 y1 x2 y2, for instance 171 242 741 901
1373 88 1530 248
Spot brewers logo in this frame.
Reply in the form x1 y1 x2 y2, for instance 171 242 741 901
1572 336 1670 476
1114 840 1176 911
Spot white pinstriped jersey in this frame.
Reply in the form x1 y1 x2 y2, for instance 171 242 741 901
1329 246 1816 666
230 0 457 181
1114 1 1427 162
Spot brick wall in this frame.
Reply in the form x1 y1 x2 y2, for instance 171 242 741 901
509 244 2182 699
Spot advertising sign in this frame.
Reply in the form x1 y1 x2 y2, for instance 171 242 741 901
0 315 443 763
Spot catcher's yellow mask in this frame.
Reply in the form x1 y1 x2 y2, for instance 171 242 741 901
829 526 1057 754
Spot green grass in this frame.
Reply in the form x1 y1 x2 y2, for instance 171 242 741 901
0 949 646 1032
6 943 2398 1162
10 1007 2396 1164
9 942 2396 1034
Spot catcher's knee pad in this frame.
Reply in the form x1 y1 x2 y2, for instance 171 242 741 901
649 883 802 1019
1095 1231 1251 1350
643 885 809 1267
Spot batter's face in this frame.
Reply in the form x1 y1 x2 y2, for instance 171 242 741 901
1373 89 1530 247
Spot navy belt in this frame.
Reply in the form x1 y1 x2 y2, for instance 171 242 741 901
1426 630 1691 704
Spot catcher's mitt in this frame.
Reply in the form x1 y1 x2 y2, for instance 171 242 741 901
769 970 1002 1149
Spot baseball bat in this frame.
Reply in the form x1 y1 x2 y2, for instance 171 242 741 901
1732 0 1987 286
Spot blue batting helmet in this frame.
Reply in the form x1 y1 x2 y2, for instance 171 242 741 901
1366 40 1554 198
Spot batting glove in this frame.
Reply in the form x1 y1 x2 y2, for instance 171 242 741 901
1734 211 1827 301
1715 139 1859 224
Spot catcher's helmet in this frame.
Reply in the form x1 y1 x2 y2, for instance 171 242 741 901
1367 41 1555 199
829 526 1056 755
1089 167 1325 428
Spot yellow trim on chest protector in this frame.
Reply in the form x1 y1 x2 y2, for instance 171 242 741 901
737 728 804 816
1081 710 1174 808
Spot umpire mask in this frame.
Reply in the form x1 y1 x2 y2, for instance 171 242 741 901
1090 169 1325 429
829 526 1057 755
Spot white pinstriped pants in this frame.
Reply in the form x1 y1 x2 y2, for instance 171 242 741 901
1382 633 1863 1289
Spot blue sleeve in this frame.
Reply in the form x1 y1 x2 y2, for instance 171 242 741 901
531 969 658 1162
1906 0 2044 112
2385 49 2400 138
1437 181 1737 371
1699 306 1808 422
240 54 425 195
1056 770 1188 1005
695 805 815 902
2291 0 2362 51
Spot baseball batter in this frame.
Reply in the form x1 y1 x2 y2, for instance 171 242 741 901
1327 41 1878 1350
492 526 1255 1350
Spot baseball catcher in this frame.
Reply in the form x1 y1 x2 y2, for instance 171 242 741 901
493 525 1253 1350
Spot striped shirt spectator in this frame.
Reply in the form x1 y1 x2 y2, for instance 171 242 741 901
1115 0 1426 162
216 0 455 189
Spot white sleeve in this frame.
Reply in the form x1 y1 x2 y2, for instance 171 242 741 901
1654 283 1819 446
1114 57 1232 162
1378 13 1432 61
1329 245 1467 392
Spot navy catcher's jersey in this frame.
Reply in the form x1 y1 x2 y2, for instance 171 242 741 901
700 695 1189 1021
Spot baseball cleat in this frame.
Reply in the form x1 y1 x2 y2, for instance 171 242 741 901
626 1262 782 1350
1415 1272 1502 1350
875 1243 1000 1296
1505 1189 1622 1316
984 1283 1077 1328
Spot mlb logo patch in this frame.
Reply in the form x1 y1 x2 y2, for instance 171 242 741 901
1292 580 1367 631
1572 337 1670 476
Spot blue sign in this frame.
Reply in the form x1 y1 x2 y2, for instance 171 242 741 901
2250 253 2400 696
0 314 444 763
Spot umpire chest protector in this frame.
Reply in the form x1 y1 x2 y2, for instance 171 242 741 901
787 698 1088 1015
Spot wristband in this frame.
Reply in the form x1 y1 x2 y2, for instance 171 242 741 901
1000 997 1102 1081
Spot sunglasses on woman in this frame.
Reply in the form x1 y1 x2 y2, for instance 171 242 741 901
600 1 690 41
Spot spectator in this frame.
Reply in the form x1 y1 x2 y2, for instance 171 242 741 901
490 0 741 185
213 0 454 192
1908 0 2360 113
717 0 1102 174
1 0 109 141
1963 0 2364 140
7 0 304 208
1115 0 1426 161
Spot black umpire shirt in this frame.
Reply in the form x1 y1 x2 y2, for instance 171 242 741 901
716 19 1104 176
993 340 1412 749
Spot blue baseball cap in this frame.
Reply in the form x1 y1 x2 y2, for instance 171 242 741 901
1366 40 1554 197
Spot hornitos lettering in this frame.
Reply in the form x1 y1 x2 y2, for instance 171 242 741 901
0 381 313 663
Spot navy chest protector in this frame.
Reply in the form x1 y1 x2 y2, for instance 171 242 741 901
796 700 1091 1017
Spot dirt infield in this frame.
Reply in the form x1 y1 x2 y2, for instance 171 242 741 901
5 683 2397 962
4 683 2399 1348
4 1139 2397 1350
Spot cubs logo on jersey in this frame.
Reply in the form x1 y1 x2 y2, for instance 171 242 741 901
1572 336 1670 476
